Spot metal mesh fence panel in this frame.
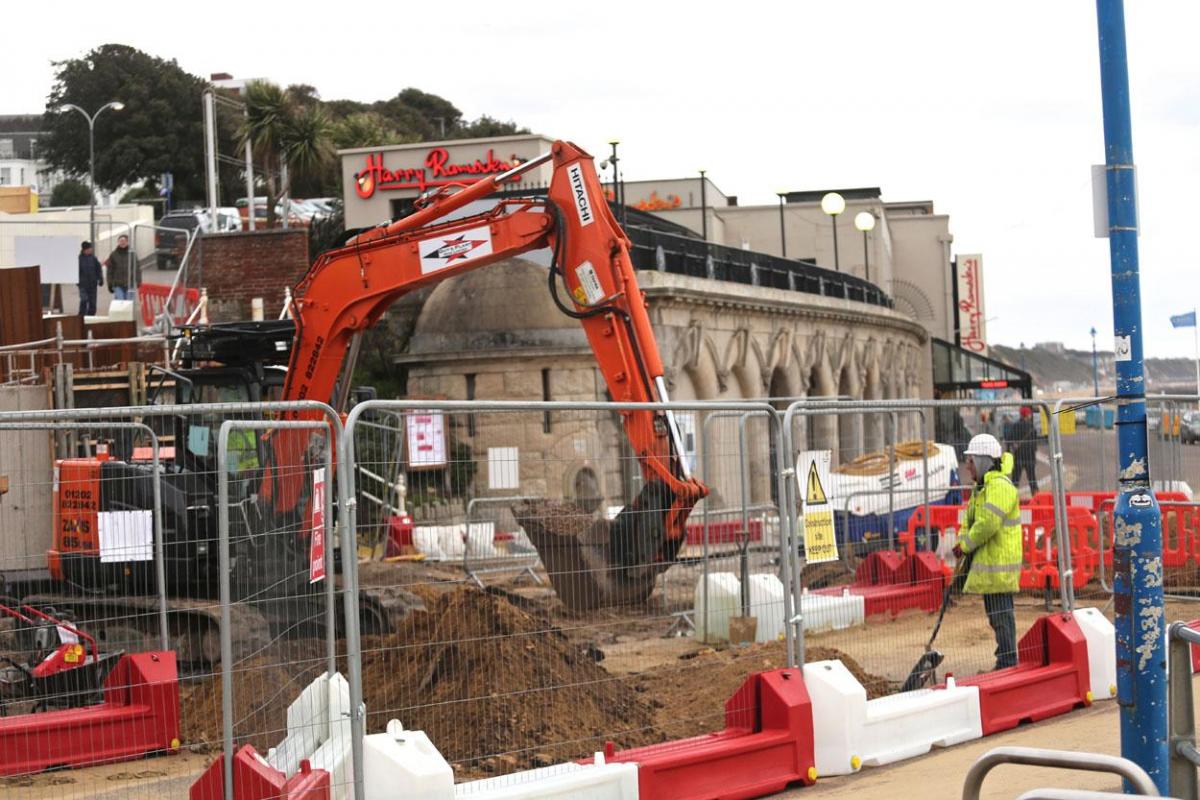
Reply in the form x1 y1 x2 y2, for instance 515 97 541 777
344 399 795 788
0 400 355 799
782 398 1088 704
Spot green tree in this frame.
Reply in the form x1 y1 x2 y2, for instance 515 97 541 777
239 81 334 227
331 112 414 151
40 44 232 201
49 179 93 207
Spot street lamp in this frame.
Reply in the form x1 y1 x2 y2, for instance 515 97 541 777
606 139 624 229
698 169 707 242
820 191 846 271
854 210 876 283
57 101 125 246
776 192 788 258
1090 326 1100 397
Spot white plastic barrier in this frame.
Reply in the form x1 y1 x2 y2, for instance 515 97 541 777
267 672 355 799
694 572 742 641
454 755 639 800
804 659 983 776
799 589 866 633
363 720 455 800
1074 606 1117 701
696 574 866 641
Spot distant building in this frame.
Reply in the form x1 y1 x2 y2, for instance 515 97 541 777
0 115 64 197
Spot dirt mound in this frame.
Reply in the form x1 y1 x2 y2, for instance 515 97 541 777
180 658 323 753
629 641 889 742
176 588 889 780
359 588 657 775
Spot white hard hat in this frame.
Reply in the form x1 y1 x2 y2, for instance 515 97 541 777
964 433 1002 459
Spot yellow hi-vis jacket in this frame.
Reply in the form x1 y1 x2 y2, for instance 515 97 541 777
959 452 1022 595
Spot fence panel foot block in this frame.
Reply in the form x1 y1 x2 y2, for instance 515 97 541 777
954 613 1091 736
598 668 816 800
805 659 982 776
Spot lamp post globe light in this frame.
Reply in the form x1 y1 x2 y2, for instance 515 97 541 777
854 210 876 283
57 101 125 245
820 191 845 271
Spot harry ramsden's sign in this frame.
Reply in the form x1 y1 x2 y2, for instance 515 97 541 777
354 147 520 198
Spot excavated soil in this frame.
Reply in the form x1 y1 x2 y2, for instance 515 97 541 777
177 587 889 780
358 588 658 775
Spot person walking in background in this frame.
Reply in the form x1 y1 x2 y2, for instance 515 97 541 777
103 234 138 301
77 240 103 316
1005 405 1040 494
953 433 1022 670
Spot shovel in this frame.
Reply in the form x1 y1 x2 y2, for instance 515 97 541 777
900 552 970 692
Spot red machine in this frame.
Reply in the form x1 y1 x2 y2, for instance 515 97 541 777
0 603 179 776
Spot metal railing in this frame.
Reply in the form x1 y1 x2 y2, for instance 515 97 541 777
1168 621 1200 797
962 746 1163 799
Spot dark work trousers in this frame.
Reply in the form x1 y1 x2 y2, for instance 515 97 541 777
1012 457 1039 494
984 592 1018 669
78 285 98 316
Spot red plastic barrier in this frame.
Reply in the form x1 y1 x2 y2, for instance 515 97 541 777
954 613 1091 736
139 282 201 327
1098 499 1197 571
595 668 816 799
1019 505 1098 592
1033 490 1189 512
813 551 945 617
0 651 180 776
900 504 967 557
686 518 764 546
190 748 330 800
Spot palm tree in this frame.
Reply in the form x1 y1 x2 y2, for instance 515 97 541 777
239 81 333 227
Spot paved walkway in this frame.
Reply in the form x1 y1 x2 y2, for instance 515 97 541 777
776 679 1196 799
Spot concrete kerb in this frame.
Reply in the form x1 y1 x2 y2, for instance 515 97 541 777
342 398 799 671
0 420 166 650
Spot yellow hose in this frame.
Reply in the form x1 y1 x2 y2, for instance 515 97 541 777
834 441 940 476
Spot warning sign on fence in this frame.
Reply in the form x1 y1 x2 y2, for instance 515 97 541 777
310 467 326 584
797 450 839 564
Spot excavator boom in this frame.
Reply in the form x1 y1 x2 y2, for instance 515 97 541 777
270 140 707 608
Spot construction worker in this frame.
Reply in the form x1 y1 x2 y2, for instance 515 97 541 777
952 433 1022 670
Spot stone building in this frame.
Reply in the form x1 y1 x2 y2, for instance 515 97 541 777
400 259 927 510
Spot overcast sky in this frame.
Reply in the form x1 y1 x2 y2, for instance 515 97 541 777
5 2 1198 358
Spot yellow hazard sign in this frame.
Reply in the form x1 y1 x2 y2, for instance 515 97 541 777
806 461 828 505
797 450 839 564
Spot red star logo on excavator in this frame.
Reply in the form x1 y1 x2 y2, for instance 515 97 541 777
426 235 487 262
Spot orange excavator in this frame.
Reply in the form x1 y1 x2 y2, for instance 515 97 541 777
22 141 706 656
270 139 708 608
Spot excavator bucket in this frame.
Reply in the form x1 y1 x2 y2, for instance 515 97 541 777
514 483 678 611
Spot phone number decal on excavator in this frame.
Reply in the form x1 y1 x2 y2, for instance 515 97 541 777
419 226 494 274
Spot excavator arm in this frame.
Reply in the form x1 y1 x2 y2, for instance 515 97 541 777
267 140 707 607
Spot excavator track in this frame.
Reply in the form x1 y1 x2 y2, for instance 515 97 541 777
20 593 271 667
